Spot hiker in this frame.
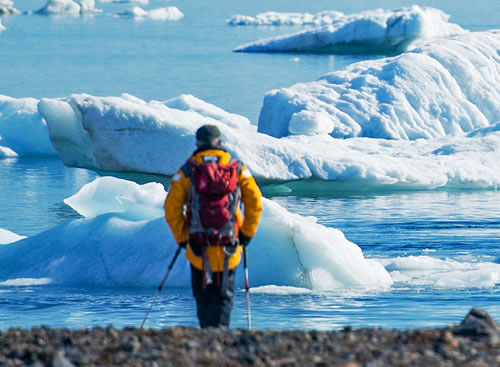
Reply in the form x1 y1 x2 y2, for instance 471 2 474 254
164 124 263 328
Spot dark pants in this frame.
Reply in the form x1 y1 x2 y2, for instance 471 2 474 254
190 265 235 328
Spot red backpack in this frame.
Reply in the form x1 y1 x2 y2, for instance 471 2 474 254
185 157 241 246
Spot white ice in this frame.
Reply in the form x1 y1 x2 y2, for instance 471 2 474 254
36 0 82 15
99 0 148 4
0 228 26 245
0 0 20 15
0 95 57 157
233 6 465 54
382 256 500 289
3 29 500 190
0 176 393 289
258 30 500 140
227 11 344 26
114 6 183 21
0 17 4 32
36 92 500 191
1 176 497 291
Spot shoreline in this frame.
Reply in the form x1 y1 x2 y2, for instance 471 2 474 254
0 309 498 367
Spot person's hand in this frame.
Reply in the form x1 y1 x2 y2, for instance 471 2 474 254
178 241 187 249
238 232 252 247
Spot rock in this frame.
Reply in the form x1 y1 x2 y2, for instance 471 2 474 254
454 308 500 341
51 350 76 367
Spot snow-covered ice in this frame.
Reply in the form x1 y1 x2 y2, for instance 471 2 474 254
258 30 500 140
1 176 497 290
0 176 393 289
234 6 465 54
0 95 57 157
0 0 20 15
2 28 500 191
114 6 183 21
35 0 84 15
227 11 344 26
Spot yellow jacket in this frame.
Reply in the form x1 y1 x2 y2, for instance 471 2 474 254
164 147 263 271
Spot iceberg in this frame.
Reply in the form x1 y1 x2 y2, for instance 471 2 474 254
114 6 183 21
0 95 57 157
382 256 500 289
0 176 393 289
35 0 82 15
258 30 500 140
234 6 465 54
0 0 20 15
36 91 500 191
227 11 344 26
34 0 102 15
0 228 26 245
99 0 148 4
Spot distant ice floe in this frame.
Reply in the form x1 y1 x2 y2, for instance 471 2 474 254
227 10 344 26
0 176 393 289
31 0 183 19
233 6 465 54
0 18 5 32
382 256 500 289
0 0 20 15
98 0 148 4
35 0 102 15
259 30 500 140
114 6 183 21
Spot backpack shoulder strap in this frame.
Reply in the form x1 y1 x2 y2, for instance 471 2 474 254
231 159 243 175
181 160 196 178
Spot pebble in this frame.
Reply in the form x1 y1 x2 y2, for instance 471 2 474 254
0 308 497 366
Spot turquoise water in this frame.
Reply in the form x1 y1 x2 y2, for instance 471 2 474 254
1 0 499 330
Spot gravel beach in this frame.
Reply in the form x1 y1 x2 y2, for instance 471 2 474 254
0 308 498 367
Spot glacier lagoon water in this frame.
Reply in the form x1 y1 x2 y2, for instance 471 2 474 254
1 0 499 330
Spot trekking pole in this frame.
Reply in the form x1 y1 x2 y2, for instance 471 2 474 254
140 246 182 329
243 245 252 330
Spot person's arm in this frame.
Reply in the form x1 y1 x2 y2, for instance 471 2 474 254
164 169 190 245
238 165 263 241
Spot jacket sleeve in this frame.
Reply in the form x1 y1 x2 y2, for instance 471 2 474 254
238 165 263 238
164 169 190 244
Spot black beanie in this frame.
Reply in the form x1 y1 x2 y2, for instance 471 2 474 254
196 124 221 142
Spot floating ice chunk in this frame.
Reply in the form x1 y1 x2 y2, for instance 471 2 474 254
64 176 166 220
258 30 499 140
0 95 57 156
0 278 52 286
0 228 26 245
36 0 81 15
115 6 183 21
79 0 102 14
100 0 148 4
234 6 465 54
35 0 102 15
0 0 20 15
38 93 249 175
48 176 393 288
382 256 500 289
35 91 500 191
227 11 344 26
